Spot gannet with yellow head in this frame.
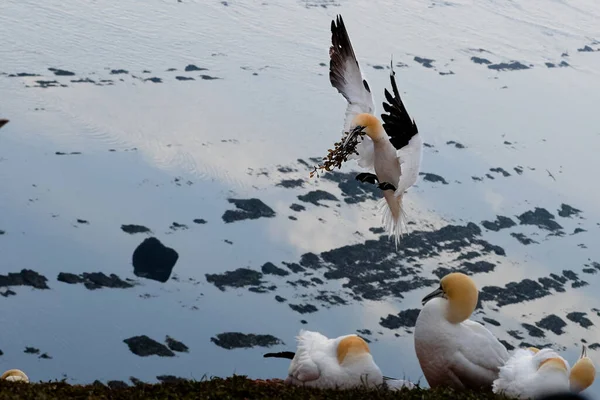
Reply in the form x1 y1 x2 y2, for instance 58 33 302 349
265 329 384 389
328 15 422 248
493 344 595 399
414 272 509 390
1 369 29 383
0 119 9 129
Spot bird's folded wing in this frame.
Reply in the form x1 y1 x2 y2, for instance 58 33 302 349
287 331 322 382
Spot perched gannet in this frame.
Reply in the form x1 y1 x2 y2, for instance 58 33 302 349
328 15 422 246
1 369 29 383
0 119 8 129
414 272 509 390
492 345 595 399
263 329 383 389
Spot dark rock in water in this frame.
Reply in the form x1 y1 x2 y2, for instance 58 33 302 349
578 45 595 52
76 219 89 224
39 352 52 359
210 332 283 349
558 203 581 218
0 349 4 356
480 278 551 307
414 56 435 68
290 203 305 212
490 167 511 177
446 140 465 149
222 198 276 223
572 228 586 235
508 330 524 340
277 179 304 188
420 172 448 184
522 323 545 338
369 227 385 234
511 232 538 245
0 289 16 297
169 222 188 231
488 61 530 71
0 269 49 289
200 75 221 80
124 335 175 357
499 340 515 351
55 151 82 155
314 292 345 306
566 312 594 328
284 262 305 273
589 343 600 350
165 336 189 353
132 237 179 283
58 272 133 290
193 218 207 224
471 56 492 65
121 224 152 234
514 166 524 175
297 190 338 206
482 317 501 326
71 78 95 84
48 67 75 76
275 295 287 303
380 309 420 329
261 262 289 277
456 251 481 260
206 268 263 291
322 171 378 204
433 261 496 278
517 208 563 231
156 375 187 383
536 315 567 335
289 303 318 314
288 216 297 221
175 76 195 81
24 346 40 354
107 380 129 389
110 69 128 75
481 215 516 232
145 77 162 83
184 64 208 72
372 65 384 70
300 253 322 270
8 72 40 77
34 80 62 88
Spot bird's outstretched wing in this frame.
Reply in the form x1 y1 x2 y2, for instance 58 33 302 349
381 63 422 193
329 15 375 169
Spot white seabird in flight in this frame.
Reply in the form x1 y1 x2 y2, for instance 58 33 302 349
492 345 596 399
264 329 415 390
414 272 509 390
329 15 423 247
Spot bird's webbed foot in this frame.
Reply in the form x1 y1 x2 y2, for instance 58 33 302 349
355 172 379 185
378 182 397 192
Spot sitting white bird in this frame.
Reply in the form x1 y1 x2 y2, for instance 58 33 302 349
0 119 8 129
327 15 422 247
1 369 29 383
414 272 509 390
492 345 596 399
263 329 413 390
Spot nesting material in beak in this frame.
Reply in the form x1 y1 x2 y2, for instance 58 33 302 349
310 126 364 178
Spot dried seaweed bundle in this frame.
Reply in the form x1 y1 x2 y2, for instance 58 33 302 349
310 130 361 178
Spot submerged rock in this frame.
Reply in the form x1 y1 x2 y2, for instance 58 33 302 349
432 261 495 278
206 268 263 291
289 303 318 314
521 323 545 338
517 208 563 231
57 272 133 290
511 232 538 245
419 172 448 184
379 309 420 330
488 61 530 71
414 56 435 68
123 335 175 357
322 171 379 204
222 198 276 223
261 262 289 277
276 179 304 188
48 67 75 76
566 312 594 328
121 224 151 234
536 315 567 335
165 336 189 353
210 332 283 349
132 237 179 283
297 190 338 206
471 56 492 65
481 215 516 232
0 269 49 289
558 203 582 218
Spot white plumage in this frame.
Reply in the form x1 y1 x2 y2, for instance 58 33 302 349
328 15 423 247
1 369 29 383
414 273 509 390
283 329 383 389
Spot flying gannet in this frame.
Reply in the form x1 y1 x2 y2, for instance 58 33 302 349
492 345 596 399
414 272 509 390
0 119 9 129
326 15 422 247
263 329 386 389
1 369 29 383
264 330 415 390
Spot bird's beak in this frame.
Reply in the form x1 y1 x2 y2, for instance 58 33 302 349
422 286 444 306
342 125 366 149
0 119 8 129
581 345 588 359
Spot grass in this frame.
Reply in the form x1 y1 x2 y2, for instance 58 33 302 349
0 375 503 399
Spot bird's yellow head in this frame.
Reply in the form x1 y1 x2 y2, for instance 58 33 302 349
570 345 596 392
538 357 569 373
1 369 29 383
528 347 540 354
422 272 478 324
342 113 384 150
336 335 371 365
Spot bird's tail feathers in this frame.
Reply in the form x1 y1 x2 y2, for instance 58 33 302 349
378 192 408 250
